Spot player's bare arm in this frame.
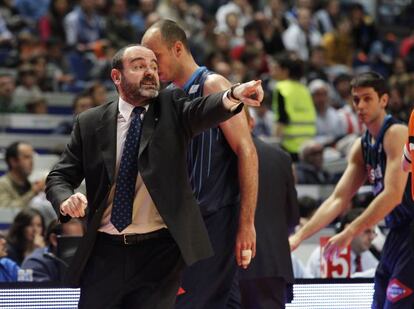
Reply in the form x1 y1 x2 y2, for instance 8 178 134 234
344 124 408 237
204 74 259 267
290 138 367 251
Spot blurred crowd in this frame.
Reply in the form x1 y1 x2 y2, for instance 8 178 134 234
0 0 413 282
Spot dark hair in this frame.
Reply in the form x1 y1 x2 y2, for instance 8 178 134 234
336 207 365 233
350 71 389 97
152 19 189 50
5 141 28 170
7 208 45 258
274 52 304 80
111 44 139 71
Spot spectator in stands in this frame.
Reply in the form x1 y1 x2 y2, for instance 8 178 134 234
305 46 329 83
0 141 46 209
105 0 137 49
313 0 340 35
254 11 285 56
322 15 354 67
38 0 70 44
348 3 377 56
14 0 50 25
6 208 45 266
54 93 94 134
64 0 105 50
21 218 84 282
25 97 48 114
309 79 344 144
14 64 43 104
0 232 20 282
0 72 23 113
215 0 252 36
0 11 14 47
282 7 322 61
44 37 76 92
306 208 378 278
388 84 411 124
249 105 274 139
87 81 108 106
272 52 316 161
295 139 333 185
130 0 156 40
332 72 353 108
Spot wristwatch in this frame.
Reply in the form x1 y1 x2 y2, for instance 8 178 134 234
227 83 241 103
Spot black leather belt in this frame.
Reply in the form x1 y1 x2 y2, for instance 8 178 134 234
98 228 170 245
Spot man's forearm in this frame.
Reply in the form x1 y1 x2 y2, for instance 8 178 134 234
296 195 345 243
237 147 258 225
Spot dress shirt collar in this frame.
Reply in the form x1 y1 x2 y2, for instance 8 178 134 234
118 97 149 122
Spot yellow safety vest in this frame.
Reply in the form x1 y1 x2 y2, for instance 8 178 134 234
273 80 317 154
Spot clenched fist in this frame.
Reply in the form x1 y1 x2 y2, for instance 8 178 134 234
60 192 88 218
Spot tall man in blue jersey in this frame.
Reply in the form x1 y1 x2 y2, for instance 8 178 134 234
142 20 258 308
290 72 414 308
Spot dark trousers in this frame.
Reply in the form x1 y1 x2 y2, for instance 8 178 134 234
175 205 238 309
78 230 184 309
239 277 288 309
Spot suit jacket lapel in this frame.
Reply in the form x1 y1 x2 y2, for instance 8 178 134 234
139 100 158 157
96 101 118 184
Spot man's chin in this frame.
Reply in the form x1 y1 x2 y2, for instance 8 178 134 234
140 89 159 98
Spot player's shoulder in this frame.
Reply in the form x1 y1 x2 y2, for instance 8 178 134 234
204 73 232 94
385 123 407 138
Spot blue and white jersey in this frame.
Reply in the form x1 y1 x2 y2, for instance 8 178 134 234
361 115 414 228
180 67 239 216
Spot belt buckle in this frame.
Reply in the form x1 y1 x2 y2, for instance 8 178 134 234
123 233 134 245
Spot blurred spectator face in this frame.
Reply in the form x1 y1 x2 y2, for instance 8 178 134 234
112 0 127 17
335 79 351 99
351 226 377 254
90 83 107 106
0 235 7 257
229 60 247 83
310 48 327 68
225 13 239 33
62 220 84 236
74 96 94 114
11 143 34 178
54 0 69 15
327 0 340 16
389 88 404 111
139 0 155 15
213 61 231 79
393 58 407 75
297 8 312 31
337 17 351 35
26 98 48 114
312 87 329 111
0 75 15 98
24 213 44 243
215 32 231 52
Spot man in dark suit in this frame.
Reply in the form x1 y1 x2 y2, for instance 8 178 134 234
235 108 299 309
45 44 263 309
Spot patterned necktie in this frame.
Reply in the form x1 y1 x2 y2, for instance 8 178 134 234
111 106 145 232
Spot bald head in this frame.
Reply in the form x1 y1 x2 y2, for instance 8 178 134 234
142 19 189 51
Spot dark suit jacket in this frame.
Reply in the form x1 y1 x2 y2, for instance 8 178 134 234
240 137 299 283
46 88 242 287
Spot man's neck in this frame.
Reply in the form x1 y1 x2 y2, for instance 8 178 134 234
174 61 199 89
366 112 387 138
8 171 26 186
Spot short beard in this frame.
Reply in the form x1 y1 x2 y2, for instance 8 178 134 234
121 76 159 102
